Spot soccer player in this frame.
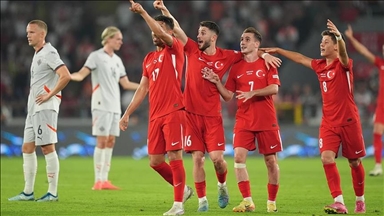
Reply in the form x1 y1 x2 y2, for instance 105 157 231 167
154 0 281 212
8 20 71 201
345 24 383 176
119 1 191 215
202 27 282 213
262 19 366 214
70 26 139 190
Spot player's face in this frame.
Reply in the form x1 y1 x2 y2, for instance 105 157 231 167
320 35 337 57
108 32 123 51
240 33 259 54
26 24 44 47
197 26 215 51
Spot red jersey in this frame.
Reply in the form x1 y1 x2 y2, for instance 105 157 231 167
225 58 280 131
183 38 242 116
143 37 184 121
311 58 360 126
374 56 384 110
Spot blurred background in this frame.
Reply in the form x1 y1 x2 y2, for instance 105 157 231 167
1 1 384 158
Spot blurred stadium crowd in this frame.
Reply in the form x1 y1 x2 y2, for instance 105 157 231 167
1 1 383 126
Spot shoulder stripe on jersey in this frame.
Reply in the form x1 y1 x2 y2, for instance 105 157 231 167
43 85 62 99
92 84 100 93
54 64 65 72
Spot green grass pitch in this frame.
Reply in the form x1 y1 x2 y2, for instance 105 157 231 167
1 156 383 216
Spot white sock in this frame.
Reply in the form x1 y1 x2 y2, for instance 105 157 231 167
334 195 344 204
218 182 226 187
23 152 37 194
244 197 253 203
101 148 113 182
94 147 104 182
45 151 59 196
183 185 188 194
198 196 207 203
267 200 276 204
356 195 365 202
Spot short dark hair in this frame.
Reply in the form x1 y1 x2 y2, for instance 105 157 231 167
243 27 262 43
154 15 174 30
321 30 345 44
199 21 220 36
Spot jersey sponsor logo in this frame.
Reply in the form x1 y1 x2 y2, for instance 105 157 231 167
272 74 279 79
255 70 265 78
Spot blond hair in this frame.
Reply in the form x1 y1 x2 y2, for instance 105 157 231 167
101 26 121 46
28 20 48 34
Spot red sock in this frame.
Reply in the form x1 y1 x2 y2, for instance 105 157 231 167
373 133 382 164
238 181 251 198
351 161 365 196
170 160 186 202
267 183 279 201
195 181 206 198
323 163 342 198
216 169 227 184
151 162 173 185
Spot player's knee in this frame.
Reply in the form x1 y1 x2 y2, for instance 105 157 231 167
234 163 246 169
22 142 36 154
348 158 361 167
40 144 55 155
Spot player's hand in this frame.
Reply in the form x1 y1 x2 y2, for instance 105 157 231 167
201 67 220 83
35 94 51 105
153 0 166 10
259 47 279 54
344 24 353 39
327 19 341 37
263 53 282 70
119 115 130 131
129 0 145 14
236 90 254 103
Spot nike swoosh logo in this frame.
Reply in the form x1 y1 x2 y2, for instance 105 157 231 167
237 74 244 79
217 143 224 146
174 182 182 187
270 145 278 149
355 150 363 154
145 64 151 68
171 142 179 146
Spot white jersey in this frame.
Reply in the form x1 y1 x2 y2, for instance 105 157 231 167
84 48 127 114
27 43 65 115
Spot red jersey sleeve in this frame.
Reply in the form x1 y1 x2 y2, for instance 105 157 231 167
142 54 150 78
224 67 237 93
266 65 281 86
184 37 199 55
374 56 384 72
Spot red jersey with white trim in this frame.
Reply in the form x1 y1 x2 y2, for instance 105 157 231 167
374 56 384 110
225 58 280 131
311 58 360 126
143 37 185 121
183 38 242 116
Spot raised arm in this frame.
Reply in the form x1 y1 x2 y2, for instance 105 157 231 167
327 19 349 67
257 50 282 69
345 24 375 64
119 76 149 131
261 47 313 69
130 0 173 46
70 67 91 82
153 0 188 45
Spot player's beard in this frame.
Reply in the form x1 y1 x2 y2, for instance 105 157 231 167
198 40 211 51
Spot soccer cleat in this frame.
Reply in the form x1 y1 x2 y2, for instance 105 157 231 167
197 199 209 212
324 202 348 214
218 184 229 208
163 205 184 216
92 181 103 190
369 164 383 176
35 192 58 202
183 185 194 204
267 202 278 213
232 200 255 212
102 180 120 190
354 200 366 213
8 192 34 201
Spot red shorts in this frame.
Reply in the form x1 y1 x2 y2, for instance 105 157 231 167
374 105 384 124
319 121 366 159
147 110 185 155
183 112 225 153
233 128 283 154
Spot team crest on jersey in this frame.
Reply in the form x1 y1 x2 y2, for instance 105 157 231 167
255 69 266 79
320 70 335 80
37 59 42 66
214 61 224 70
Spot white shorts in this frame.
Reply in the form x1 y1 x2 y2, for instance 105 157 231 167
23 110 58 146
92 109 120 137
